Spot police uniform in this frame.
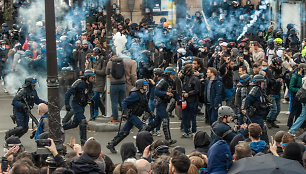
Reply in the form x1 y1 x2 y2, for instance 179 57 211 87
6 78 46 139
107 81 149 153
64 77 93 145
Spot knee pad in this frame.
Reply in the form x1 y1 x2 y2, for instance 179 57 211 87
162 118 169 127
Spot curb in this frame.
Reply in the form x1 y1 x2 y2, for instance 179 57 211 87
88 117 121 132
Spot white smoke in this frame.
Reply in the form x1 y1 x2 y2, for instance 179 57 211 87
113 32 127 57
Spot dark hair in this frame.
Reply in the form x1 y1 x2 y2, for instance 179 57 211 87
239 66 247 72
207 67 218 76
234 142 252 160
253 62 259 68
65 152 78 166
102 154 115 174
83 139 101 159
248 123 262 140
282 133 295 143
171 151 190 173
120 142 137 162
152 155 170 174
193 58 205 70
53 167 74 174
11 162 32 174
120 162 138 174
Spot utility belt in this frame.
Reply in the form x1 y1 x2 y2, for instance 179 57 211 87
249 102 271 117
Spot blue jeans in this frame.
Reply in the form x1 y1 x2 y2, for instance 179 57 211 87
90 91 105 120
287 95 302 128
15 109 29 128
206 104 218 125
182 102 197 133
266 95 281 121
289 103 306 133
148 99 161 131
119 114 144 136
110 84 126 120
150 103 168 129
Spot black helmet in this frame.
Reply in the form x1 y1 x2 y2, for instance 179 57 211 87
252 74 265 85
93 47 101 54
239 74 251 84
218 106 234 118
160 17 167 23
83 70 95 79
272 57 282 66
23 77 37 88
153 68 163 76
134 79 148 90
164 67 176 75
12 24 20 30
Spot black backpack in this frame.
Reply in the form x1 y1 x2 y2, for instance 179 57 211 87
111 58 125 79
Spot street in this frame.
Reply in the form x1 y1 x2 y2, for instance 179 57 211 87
0 85 295 164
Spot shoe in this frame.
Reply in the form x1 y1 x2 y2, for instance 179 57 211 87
282 100 289 104
285 111 290 115
106 143 117 153
156 131 162 137
168 112 174 118
266 120 272 129
122 118 126 122
168 139 177 145
152 130 157 136
3 88 8 93
108 119 120 123
288 131 296 137
271 121 279 128
181 133 191 138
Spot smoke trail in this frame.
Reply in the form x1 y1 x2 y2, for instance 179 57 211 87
236 0 269 41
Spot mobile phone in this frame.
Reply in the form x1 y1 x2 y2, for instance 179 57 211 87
36 139 51 147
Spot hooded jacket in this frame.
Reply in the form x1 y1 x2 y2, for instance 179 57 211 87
249 140 269 155
193 131 210 154
70 153 104 174
207 140 233 174
204 76 223 108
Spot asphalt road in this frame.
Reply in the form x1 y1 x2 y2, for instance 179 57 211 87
0 84 297 164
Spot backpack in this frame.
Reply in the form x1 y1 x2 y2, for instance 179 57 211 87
111 58 125 79
296 87 306 103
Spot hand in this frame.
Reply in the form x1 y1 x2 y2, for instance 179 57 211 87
183 93 188 98
194 71 200 76
44 138 58 157
73 144 82 155
269 140 279 157
4 145 20 158
277 78 283 83
202 154 208 164
166 92 173 97
22 104 29 111
234 125 239 132
241 109 246 115
66 105 71 112
261 71 266 77
148 79 155 85
69 137 76 149
142 145 151 159
240 123 248 130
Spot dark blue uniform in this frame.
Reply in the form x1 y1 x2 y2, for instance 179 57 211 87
6 87 45 139
64 78 93 145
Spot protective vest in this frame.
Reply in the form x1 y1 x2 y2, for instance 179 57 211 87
72 79 93 106
127 91 148 116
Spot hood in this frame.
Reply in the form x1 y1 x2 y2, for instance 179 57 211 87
207 140 233 173
194 131 210 149
136 131 153 154
249 140 267 153
70 153 102 174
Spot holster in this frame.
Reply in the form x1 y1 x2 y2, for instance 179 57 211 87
10 115 16 124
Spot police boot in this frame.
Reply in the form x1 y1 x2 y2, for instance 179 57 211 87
79 119 87 146
62 110 74 125
266 120 272 129
144 119 162 132
63 120 78 130
162 118 177 145
106 132 129 153
5 126 24 140
271 121 279 128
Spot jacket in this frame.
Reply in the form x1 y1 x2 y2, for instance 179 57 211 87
12 87 46 111
249 140 269 155
289 72 304 94
267 67 284 95
65 78 93 107
70 153 104 174
207 140 233 174
182 73 200 103
105 56 126 85
87 55 107 92
122 90 149 116
219 62 240 89
34 113 48 141
125 59 137 96
204 76 223 108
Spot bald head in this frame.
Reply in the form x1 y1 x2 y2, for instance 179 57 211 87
135 159 151 174
38 103 48 115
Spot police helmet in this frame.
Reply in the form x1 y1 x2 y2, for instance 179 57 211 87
2 23 8 28
83 70 95 79
14 43 22 50
218 106 234 118
239 74 251 83
272 57 283 66
153 68 163 76
135 79 148 90
93 47 101 54
177 48 186 56
218 38 224 42
252 74 265 85
164 67 176 75
23 77 37 88
160 17 167 23
12 24 20 30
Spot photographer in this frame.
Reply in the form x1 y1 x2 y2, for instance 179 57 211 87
33 103 49 141
210 106 247 146
1 136 24 173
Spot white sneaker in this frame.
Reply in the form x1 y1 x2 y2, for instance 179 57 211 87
156 131 162 137
3 88 8 93
286 111 290 115
282 100 289 104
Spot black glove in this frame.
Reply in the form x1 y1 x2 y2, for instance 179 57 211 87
66 105 71 112
149 112 155 119
122 110 128 119
22 104 29 111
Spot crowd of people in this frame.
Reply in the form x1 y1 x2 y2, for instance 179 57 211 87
0 0 306 173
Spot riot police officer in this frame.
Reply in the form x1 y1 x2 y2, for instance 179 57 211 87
5 77 46 140
210 106 247 146
106 79 151 153
146 67 178 145
235 74 251 124
64 70 95 145
242 74 270 142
